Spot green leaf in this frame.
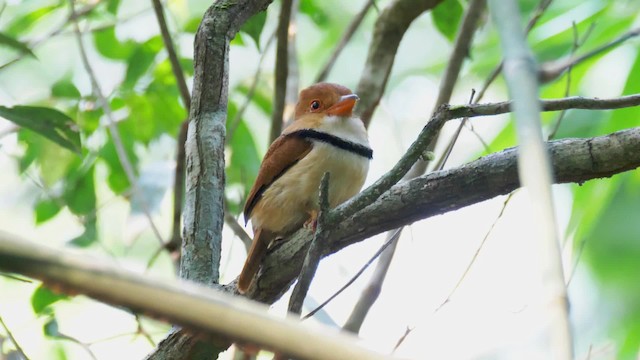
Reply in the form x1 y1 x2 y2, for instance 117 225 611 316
0 106 81 154
183 17 201 33
240 10 267 48
93 27 135 60
51 79 81 99
31 286 67 314
123 36 163 88
0 32 36 57
299 1 329 26
231 32 245 47
5 5 61 35
600 51 640 134
69 217 98 247
43 318 61 337
63 164 96 215
226 101 261 199
106 0 121 14
431 0 463 42
99 133 137 194
35 198 62 224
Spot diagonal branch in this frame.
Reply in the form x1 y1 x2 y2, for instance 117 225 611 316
151 0 191 109
0 315 30 360
539 27 640 83
288 172 331 316
245 94 640 304
315 0 376 83
340 0 487 332
356 0 444 127
68 0 166 247
0 232 391 360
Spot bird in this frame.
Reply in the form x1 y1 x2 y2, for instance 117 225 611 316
236 83 372 294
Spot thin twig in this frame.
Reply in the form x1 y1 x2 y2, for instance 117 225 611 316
303 228 402 320
475 0 554 102
540 27 640 83
55 330 99 360
448 93 640 117
548 21 596 140
224 200 253 251
342 228 402 333
151 0 191 109
288 172 331 316
432 0 486 112
269 0 294 142
565 235 588 287
0 272 32 282
315 0 375 83
391 326 413 353
168 120 188 254
228 31 276 142
337 1 486 330
69 0 165 246
435 191 515 312
433 89 477 171
283 0 300 126
153 0 192 261
134 313 156 347
0 314 30 360
0 3 150 70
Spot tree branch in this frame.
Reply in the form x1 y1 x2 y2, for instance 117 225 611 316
355 0 444 127
151 0 191 109
342 229 402 333
0 315 30 360
475 0 554 102
315 0 376 83
245 95 640 304
69 0 166 247
152 1 274 358
269 0 294 142
288 172 331 316
0 233 391 360
339 0 487 331
539 27 640 83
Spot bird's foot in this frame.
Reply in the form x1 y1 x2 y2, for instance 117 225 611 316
304 209 319 232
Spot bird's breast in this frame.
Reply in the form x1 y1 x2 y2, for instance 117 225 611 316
251 116 370 235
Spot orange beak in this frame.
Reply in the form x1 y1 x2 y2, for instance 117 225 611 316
326 94 359 117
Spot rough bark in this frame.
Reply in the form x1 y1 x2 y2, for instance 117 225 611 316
149 1 274 358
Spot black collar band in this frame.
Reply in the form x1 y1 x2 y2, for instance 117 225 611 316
288 129 373 159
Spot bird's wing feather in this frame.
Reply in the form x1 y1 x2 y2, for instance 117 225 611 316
243 134 312 223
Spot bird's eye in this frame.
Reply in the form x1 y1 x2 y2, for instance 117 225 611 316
310 100 321 111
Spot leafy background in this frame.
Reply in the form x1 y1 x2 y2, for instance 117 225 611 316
0 0 639 358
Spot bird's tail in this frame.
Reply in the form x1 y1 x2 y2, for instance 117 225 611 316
237 228 272 294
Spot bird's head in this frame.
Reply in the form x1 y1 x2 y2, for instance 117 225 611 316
294 83 359 120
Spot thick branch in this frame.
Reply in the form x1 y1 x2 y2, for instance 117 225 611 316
355 0 444 127
157 1 273 358
246 124 640 304
0 233 390 360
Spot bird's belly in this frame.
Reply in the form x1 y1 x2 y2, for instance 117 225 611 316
251 143 369 235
